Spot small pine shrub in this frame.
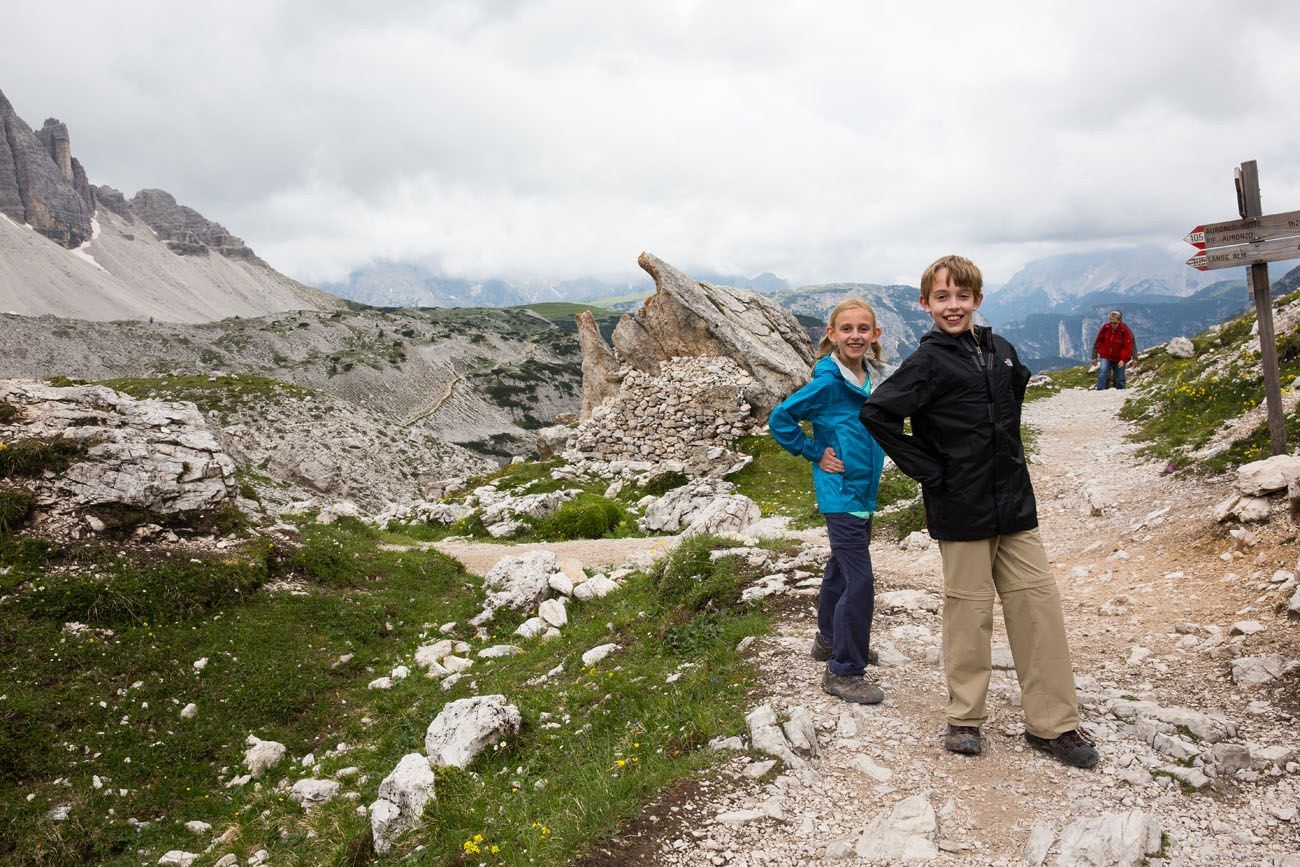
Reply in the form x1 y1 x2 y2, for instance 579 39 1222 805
536 494 625 540
0 487 34 533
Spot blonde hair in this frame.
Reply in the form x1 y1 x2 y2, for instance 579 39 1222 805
816 297 884 361
920 254 983 302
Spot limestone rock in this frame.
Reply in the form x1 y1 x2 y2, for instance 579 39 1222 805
575 310 623 422
370 753 436 854
1106 698 1236 742
581 643 619 666
1235 454 1300 496
745 704 805 769
157 852 200 867
130 188 257 260
572 575 618 600
1231 654 1289 687
480 550 561 618
290 778 340 809
243 736 287 778
1053 811 1160 866
639 479 758 535
1 379 238 516
877 589 942 614
1165 337 1194 359
854 793 939 861
424 695 522 769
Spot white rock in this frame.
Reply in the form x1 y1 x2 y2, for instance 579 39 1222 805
442 655 473 673
745 704 805 769
480 550 562 617
854 794 938 861
1230 620 1264 636
290 778 340 809
899 530 933 551
852 754 893 782
424 695 522 768
478 644 522 658
1054 811 1161 866
370 753 436 854
743 759 777 778
573 575 618 601
514 617 547 639
782 706 819 756
390 665 410 680
192 658 208 671
538 597 568 628
1231 654 1288 686
1023 821 1055 867
413 640 454 672
183 820 212 836
367 676 394 690
581 643 619 666
1235 454 1300 496
547 573 574 596
1165 336 1194 358
1161 764 1210 789
877 589 941 614
559 557 587 585
180 703 198 719
243 737 286 778
157 852 199 867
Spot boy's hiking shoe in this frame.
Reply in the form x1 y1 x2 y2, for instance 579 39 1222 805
810 633 879 666
821 671 884 705
1025 729 1099 768
944 725 982 755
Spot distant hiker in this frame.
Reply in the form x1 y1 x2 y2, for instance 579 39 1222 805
1091 310 1135 390
860 255 1098 768
769 299 893 705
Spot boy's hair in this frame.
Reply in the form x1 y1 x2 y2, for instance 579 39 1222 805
919 255 983 302
817 297 884 361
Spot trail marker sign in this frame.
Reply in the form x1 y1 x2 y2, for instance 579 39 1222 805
1184 160 1290 454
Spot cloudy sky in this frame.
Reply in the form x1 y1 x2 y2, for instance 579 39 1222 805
3 1 1298 287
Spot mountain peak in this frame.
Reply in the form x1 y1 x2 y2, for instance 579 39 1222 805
0 88 93 247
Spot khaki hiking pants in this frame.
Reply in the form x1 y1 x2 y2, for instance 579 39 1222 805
937 528 1080 739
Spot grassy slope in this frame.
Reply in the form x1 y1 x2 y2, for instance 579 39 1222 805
0 519 769 866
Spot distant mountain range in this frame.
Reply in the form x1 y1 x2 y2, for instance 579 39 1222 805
0 88 342 322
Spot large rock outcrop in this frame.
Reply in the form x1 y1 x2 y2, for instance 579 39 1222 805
129 188 258 260
577 253 815 420
0 379 238 518
0 89 93 248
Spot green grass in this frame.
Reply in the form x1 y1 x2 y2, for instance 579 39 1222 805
0 521 770 866
504 302 613 318
534 495 628 540
1024 363 1095 401
0 487 34 533
1117 290 1300 473
0 437 86 478
93 374 311 418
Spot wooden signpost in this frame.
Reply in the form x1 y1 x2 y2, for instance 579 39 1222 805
1185 160 1295 454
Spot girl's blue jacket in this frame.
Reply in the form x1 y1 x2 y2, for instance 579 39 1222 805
768 354 890 514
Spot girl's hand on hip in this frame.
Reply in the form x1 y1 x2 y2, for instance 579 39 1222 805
819 448 844 473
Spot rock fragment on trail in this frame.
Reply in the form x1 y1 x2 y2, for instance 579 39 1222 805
1231 654 1290 687
424 695 522 769
745 704 805 769
1054 810 1161 866
853 793 939 861
370 753 435 855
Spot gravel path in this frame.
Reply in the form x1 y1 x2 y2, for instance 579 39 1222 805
430 535 680 576
584 387 1300 866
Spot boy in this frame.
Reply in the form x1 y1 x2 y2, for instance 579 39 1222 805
859 255 1098 768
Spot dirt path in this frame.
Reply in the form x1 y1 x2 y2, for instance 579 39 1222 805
590 388 1300 866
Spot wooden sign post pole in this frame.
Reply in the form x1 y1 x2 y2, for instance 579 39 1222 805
1237 160 1288 455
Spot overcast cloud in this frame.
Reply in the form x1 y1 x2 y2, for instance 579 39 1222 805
3 1 1298 286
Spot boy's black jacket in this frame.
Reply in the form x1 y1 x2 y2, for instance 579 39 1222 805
860 326 1036 541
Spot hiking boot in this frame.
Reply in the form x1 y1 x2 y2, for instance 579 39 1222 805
810 633 879 666
1025 729 1099 768
944 724 982 755
821 670 884 705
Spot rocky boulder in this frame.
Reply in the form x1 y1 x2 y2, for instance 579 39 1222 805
1 379 237 518
130 188 258 260
1235 453 1300 497
577 253 814 421
853 793 939 861
424 695 522 768
1165 336 1195 358
477 550 563 620
370 753 436 855
1050 811 1162 866
639 479 759 535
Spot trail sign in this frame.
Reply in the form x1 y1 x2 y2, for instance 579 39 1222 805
1185 234 1300 271
1183 209 1300 249
1185 160 1288 454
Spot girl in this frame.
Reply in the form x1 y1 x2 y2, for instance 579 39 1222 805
768 299 892 705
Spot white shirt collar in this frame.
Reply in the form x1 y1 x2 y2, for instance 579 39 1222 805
831 352 866 388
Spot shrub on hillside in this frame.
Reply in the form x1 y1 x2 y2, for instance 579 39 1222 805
0 437 84 478
0 487 34 533
642 470 688 497
536 494 626 540
653 532 745 613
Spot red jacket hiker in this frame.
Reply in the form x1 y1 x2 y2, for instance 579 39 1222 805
1092 320 1134 364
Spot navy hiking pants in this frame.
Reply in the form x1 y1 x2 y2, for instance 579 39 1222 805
819 512 876 676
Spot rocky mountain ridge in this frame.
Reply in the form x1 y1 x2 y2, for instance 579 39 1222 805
0 87 343 322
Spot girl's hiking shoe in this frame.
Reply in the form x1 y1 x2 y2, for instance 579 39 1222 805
821 671 884 704
810 633 880 666
1025 729 1099 768
944 725 982 755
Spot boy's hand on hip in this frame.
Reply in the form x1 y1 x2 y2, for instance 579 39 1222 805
819 448 844 473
